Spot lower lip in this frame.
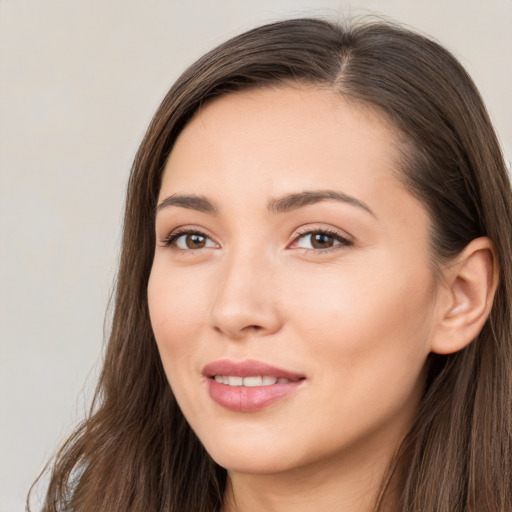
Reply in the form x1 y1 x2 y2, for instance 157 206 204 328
207 378 303 412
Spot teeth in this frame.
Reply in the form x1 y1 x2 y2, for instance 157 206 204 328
243 376 262 387
228 376 243 387
214 375 288 387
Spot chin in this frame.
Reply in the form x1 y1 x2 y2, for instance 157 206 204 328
197 429 303 475
211 450 296 475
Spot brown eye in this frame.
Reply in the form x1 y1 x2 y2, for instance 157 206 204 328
310 233 335 249
185 234 206 249
167 231 217 250
293 230 352 251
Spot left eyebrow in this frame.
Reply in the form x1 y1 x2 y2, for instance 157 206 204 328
267 190 375 217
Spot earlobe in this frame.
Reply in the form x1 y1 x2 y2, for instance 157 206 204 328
430 237 499 355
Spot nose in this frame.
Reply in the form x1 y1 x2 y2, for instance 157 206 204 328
209 250 283 340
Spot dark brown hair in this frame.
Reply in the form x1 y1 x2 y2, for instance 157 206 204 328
30 17 512 512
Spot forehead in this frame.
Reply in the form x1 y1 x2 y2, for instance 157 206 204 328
161 85 407 212
159 85 430 255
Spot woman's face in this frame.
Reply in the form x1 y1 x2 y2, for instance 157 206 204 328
148 86 441 477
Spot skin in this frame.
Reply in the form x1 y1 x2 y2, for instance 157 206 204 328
148 85 444 512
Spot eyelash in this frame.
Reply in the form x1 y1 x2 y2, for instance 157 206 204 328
160 227 353 253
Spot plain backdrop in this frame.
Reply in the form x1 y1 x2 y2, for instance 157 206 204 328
1 1 511 510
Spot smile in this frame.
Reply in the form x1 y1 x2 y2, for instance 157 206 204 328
203 360 306 411
213 375 297 386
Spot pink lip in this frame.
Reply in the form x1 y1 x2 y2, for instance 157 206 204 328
202 359 306 412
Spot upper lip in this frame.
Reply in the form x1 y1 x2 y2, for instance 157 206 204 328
202 359 305 381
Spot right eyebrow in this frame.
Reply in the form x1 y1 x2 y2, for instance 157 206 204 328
156 194 218 215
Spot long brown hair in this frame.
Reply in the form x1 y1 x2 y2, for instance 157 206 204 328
30 17 512 512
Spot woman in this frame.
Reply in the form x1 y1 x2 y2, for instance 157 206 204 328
31 17 512 512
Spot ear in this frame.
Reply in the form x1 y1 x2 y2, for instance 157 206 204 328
431 237 499 355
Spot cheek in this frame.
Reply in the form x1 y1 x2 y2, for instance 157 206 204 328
147 265 212 418
147 265 210 366
286 256 435 387
303 254 434 337
290 262 434 442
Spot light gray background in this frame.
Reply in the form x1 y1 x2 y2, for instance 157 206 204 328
1 1 511 510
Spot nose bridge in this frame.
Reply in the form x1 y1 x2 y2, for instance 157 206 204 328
210 241 281 338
